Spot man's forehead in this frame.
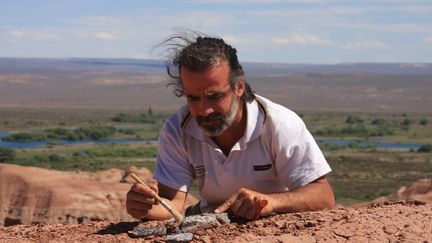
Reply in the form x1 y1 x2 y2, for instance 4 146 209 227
181 62 230 90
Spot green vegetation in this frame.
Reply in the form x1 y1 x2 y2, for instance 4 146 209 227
2 126 116 142
417 144 432 153
314 124 394 137
112 112 166 124
2 108 432 205
345 115 364 124
111 107 170 126
0 107 171 130
300 112 432 144
318 143 377 151
327 151 432 204
420 118 429 126
10 143 157 172
0 107 120 130
0 147 16 162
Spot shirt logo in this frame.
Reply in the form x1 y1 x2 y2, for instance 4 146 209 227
253 164 272 171
194 164 206 178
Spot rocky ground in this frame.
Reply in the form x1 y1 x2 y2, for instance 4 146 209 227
1 164 431 242
0 200 431 242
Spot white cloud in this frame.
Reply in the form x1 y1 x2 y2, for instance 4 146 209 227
5 30 61 41
93 32 116 40
344 41 389 49
222 35 242 45
422 35 432 44
271 34 333 45
32 33 62 41
7 30 27 39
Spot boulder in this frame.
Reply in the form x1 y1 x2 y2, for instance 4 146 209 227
0 164 197 226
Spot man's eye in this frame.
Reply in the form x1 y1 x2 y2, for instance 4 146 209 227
187 96 199 102
208 93 223 101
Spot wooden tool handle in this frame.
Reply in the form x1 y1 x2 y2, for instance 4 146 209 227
130 173 184 224
130 173 163 202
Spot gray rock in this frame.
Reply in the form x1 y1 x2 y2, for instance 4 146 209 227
129 226 167 237
165 232 194 242
179 213 230 232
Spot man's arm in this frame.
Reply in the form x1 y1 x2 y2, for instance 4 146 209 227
126 182 188 220
215 176 335 219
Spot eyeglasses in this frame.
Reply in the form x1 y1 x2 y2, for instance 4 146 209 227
185 82 232 104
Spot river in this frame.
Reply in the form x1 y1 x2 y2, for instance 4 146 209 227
0 131 156 149
0 130 423 151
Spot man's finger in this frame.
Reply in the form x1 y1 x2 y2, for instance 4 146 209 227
214 193 238 213
254 198 268 218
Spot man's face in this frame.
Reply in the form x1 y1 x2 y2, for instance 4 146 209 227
181 61 243 137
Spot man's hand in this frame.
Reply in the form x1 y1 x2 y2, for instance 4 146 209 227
214 188 271 220
126 181 158 219
214 177 335 219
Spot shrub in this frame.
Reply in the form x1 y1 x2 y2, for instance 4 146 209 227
417 144 432 153
346 116 363 124
0 147 16 162
74 126 116 141
44 128 68 136
401 118 412 126
1 132 47 142
371 118 386 125
420 119 429 126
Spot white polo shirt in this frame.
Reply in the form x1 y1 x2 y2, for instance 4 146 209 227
154 94 331 212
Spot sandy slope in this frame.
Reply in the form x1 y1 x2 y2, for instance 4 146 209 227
0 201 430 242
1 164 431 242
0 164 197 226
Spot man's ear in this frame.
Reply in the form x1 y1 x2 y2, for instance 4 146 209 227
236 79 245 98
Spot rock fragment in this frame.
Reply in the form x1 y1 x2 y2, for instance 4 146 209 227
129 226 167 237
168 213 231 232
165 232 194 242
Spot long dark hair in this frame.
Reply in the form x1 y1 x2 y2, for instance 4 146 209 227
161 31 255 103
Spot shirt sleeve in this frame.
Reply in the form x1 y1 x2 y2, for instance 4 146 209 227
271 111 331 190
153 118 194 192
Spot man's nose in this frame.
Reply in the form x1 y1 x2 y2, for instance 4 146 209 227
197 99 214 117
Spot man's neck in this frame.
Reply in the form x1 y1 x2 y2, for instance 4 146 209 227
212 101 247 156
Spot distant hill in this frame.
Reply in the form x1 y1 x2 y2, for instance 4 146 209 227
0 58 431 113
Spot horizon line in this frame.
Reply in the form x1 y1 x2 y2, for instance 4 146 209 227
0 56 431 66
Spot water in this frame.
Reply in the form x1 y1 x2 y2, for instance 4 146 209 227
318 139 422 151
0 131 156 149
0 130 423 151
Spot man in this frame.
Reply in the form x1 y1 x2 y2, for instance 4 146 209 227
126 34 334 220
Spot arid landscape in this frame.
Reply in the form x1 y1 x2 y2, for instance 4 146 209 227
0 58 431 242
1 163 431 242
1 58 431 113
0 201 431 242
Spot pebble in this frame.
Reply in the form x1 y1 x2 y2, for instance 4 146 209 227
129 226 167 237
165 232 194 242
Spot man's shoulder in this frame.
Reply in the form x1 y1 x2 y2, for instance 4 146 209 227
255 95 303 127
165 105 190 126
161 105 190 135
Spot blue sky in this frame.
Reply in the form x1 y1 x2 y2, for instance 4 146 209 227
0 0 431 63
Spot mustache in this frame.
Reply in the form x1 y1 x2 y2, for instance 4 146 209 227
196 112 224 124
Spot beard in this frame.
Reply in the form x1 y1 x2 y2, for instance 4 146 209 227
196 95 239 137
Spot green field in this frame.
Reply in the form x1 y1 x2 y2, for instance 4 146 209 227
1 107 432 205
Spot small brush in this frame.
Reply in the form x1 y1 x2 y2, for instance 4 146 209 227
130 173 184 224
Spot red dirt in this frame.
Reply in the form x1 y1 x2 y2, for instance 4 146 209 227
0 200 431 242
1 164 431 242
